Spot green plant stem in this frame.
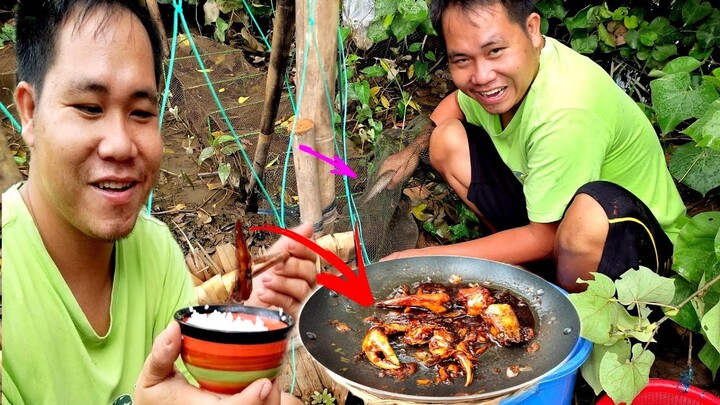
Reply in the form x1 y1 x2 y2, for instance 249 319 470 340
658 272 720 327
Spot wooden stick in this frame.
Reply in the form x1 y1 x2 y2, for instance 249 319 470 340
250 250 291 278
246 0 295 197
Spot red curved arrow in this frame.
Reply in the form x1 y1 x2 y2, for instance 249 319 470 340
249 224 374 306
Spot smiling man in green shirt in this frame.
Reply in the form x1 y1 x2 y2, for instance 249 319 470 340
381 0 686 292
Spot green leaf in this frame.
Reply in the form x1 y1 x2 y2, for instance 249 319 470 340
650 72 719 133
361 65 387 78
349 80 371 105
662 56 703 75
624 15 639 30
639 27 658 47
397 0 428 22
648 16 675 39
581 339 632 395
418 17 437 36
564 6 591 33
218 162 231 185
682 100 720 151
670 276 701 332
413 60 429 82
673 212 720 284
569 273 626 344
571 34 598 54
704 76 720 90
367 20 390 42
213 17 229 43
613 308 657 342
669 143 720 197
703 302 720 352
450 223 470 240
535 0 567 20
374 0 397 18
390 15 418 41
425 51 436 62
598 23 616 47
699 341 720 379
408 42 422 52
383 13 395 29
600 344 654 405
651 44 677 62
219 143 240 156
198 147 215 164
682 0 713 27
612 7 629 21
616 267 676 309
696 10 720 48
625 29 639 49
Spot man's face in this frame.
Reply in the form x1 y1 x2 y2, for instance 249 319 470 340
443 3 543 125
18 8 162 241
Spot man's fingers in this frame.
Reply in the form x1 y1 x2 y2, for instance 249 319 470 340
218 378 278 405
137 322 182 389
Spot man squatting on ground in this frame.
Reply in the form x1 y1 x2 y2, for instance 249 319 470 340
381 0 686 292
2 1 316 404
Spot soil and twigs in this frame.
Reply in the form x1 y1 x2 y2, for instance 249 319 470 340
2 30 719 405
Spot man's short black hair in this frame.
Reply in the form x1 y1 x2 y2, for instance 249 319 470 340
430 0 537 41
16 0 164 100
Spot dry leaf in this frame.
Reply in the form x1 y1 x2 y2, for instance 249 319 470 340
170 203 187 212
197 210 212 224
207 182 223 190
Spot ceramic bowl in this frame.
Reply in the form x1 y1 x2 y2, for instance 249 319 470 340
174 304 295 394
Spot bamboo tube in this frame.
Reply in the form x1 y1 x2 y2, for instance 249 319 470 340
292 119 323 236
246 0 295 197
295 0 340 236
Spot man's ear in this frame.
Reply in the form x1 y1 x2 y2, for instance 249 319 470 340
526 12 543 50
15 81 37 148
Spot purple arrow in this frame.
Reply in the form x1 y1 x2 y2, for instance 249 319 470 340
298 144 357 178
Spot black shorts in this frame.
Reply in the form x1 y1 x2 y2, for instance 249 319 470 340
463 122 673 279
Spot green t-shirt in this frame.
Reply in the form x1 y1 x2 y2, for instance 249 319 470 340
457 37 686 241
1 183 196 405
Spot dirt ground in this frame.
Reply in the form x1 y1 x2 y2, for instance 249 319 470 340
2 37 719 402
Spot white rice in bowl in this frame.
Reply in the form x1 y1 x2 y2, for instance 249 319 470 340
186 309 268 332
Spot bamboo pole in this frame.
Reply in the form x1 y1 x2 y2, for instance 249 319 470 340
145 0 170 58
0 126 22 193
292 119 323 235
246 0 295 197
295 0 340 236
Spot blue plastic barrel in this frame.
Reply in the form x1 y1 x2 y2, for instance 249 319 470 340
500 336 593 405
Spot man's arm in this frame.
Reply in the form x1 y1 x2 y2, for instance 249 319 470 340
381 91 465 189
384 221 559 265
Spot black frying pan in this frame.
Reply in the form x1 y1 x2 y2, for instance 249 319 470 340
298 256 580 403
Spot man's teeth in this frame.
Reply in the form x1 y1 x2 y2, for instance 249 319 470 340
97 181 133 190
480 87 505 97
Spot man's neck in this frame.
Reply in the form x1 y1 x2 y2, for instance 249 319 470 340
20 182 115 335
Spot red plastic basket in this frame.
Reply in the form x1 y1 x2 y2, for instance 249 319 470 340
596 379 720 405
